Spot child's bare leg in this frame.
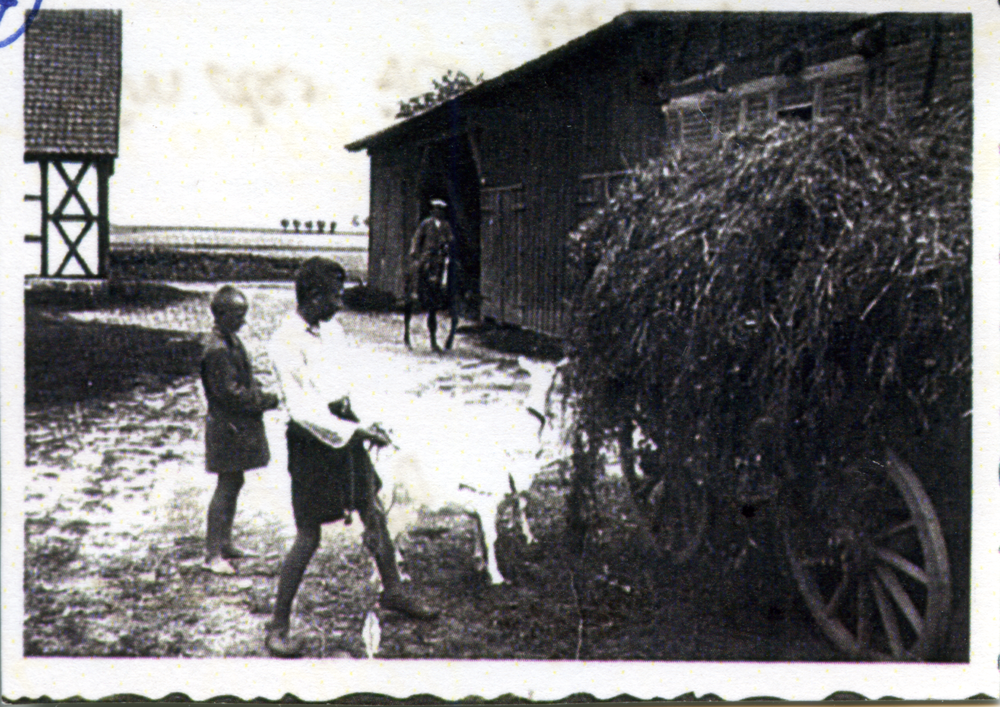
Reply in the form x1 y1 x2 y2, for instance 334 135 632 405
362 497 438 620
403 300 413 349
270 524 321 633
428 309 440 352
206 471 245 562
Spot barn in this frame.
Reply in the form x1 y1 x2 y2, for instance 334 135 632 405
346 11 971 337
23 9 123 279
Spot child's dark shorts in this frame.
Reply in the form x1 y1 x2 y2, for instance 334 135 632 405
286 421 382 528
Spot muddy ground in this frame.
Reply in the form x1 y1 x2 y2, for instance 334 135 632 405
21 282 966 661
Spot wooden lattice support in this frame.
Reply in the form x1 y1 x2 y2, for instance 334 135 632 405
27 156 113 278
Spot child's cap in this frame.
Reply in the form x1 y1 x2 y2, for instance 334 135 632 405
210 285 247 317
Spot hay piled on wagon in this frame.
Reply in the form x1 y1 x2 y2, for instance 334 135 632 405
567 105 971 471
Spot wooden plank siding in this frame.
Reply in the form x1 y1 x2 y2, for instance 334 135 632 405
352 13 970 339
367 146 422 297
667 16 971 149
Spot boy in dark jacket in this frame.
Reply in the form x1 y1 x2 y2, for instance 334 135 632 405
201 285 279 575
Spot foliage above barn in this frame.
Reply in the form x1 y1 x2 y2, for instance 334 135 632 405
567 102 971 464
396 70 485 119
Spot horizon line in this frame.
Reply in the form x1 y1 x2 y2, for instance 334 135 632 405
111 224 369 236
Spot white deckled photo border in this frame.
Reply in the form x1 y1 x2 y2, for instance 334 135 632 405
1 0 997 700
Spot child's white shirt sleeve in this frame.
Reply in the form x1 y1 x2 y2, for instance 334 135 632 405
269 314 359 447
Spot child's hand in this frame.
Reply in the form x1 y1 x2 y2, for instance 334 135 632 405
261 392 280 410
356 423 391 448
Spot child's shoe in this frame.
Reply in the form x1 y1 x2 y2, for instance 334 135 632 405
221 546 258 559
380 589 439 620
202 557 237 575
265 625 305 658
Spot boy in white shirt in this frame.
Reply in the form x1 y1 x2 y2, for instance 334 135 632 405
266 257 437 658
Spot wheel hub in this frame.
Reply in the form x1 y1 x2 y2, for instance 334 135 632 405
830 527 876 573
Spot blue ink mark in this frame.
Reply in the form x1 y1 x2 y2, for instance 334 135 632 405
0 0 44 50
0 0 18 25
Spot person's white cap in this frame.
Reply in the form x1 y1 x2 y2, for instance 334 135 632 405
430 198 447 208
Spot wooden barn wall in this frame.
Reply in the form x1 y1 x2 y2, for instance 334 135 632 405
367 145 422 297
475 35 668 337
664 17 971 147
366 15 968 339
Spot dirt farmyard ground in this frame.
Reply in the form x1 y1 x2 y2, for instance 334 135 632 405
22 281 902 661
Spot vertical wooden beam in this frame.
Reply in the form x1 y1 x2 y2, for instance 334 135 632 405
40 159 49 277
399 172 410 298
366 152 378 288
97 158 111 278
467 128 485 186
860 63 873 114
812 80 824 120
884 61 895 119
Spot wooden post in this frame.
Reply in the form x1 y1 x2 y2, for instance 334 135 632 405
920 20 943 109
861 63 874 115
711 98 721 142
812 80 824 120
40 160 49 277
97 158 111 278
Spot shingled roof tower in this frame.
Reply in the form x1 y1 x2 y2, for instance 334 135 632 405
24 9 122 278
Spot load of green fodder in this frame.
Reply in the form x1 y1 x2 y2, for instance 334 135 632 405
567 105 971 476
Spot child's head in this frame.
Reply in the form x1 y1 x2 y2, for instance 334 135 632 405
211 285 248 334
295 257 346 325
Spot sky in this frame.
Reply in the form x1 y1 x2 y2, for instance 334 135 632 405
3 0 984 229
7 0 648 228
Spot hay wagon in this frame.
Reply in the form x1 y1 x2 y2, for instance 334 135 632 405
565 108 970 661
608 375 958 662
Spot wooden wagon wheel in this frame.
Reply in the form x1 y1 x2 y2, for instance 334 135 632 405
782 449 951 660
619 425 708 564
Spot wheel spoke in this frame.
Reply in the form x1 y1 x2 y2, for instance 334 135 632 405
681 482 694 539
638 475 660 504
876 565 924 637
824 569 850 615
876 519 916 541
784 450 952 661
871 576 905 658
875 547 929 584
856 583 871 649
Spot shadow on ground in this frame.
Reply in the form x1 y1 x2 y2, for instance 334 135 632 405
25 312 202 405
20 280 966 661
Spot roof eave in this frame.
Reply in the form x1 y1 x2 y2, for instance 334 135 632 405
345 10 664 152
24 149 118 162
346 98 457 152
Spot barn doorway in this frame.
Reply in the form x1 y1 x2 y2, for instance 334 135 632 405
417 132 481 314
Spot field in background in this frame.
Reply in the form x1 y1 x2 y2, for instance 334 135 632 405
112 225 368 254
26 226 370 283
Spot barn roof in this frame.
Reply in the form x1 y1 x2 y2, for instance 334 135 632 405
344 10 950 154
24 9 123 158
344 11 840 152
345 11 670 152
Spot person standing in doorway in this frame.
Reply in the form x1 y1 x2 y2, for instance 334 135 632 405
265 257 438 658
201 285 280 575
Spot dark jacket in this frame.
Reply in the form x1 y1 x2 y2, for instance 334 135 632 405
200 327 279 473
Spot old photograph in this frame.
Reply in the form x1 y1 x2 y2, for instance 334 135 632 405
1 0 996 701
